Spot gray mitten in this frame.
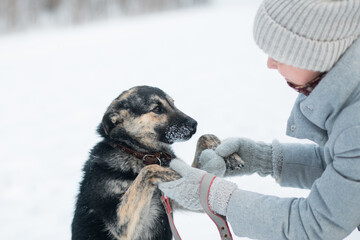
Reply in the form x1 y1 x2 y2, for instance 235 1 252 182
198 149 226 177
201 138 283 179
158 159 206 211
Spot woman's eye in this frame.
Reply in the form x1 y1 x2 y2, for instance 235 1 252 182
152 106 163 114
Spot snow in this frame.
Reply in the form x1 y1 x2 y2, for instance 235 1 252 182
0 1 359 239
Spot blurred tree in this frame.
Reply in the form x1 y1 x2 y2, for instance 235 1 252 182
7 0 17 30
0 0 210 34
45 0 62 11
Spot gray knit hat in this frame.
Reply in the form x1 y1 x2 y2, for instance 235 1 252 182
253 0 360 72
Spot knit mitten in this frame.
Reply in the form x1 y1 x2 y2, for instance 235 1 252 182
159 159 206 211
199 138 283 180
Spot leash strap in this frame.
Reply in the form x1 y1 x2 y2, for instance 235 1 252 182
161 194 182 240
199 173 233 240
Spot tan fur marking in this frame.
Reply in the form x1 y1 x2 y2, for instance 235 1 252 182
158 98 170 109
192 134 221 168
116 88 136 101
111 165 180 240
166 96 175 106
122 113 169 149
105 180 131 197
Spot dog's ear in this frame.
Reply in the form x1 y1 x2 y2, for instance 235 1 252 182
102 112 123 136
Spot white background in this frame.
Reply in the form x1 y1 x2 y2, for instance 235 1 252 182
0 0 359 239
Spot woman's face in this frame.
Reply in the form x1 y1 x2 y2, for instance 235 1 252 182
267 57 321 87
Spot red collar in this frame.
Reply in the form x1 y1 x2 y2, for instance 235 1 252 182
110 143 173 166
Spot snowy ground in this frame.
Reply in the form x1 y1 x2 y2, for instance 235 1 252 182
0 1 359 239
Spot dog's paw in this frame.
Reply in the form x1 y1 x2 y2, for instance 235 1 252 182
192 134 221 168
225 152 245 171
140 165 181 185
192 134 244 170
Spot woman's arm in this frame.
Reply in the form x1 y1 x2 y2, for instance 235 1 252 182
279 143 326 189
225 163 360 240
221 127 360 239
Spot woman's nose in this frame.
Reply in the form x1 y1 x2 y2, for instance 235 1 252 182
267 57 278 69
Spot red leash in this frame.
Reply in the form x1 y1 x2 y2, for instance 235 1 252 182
161 173 233 240
161 194 182 240
199 173 233 240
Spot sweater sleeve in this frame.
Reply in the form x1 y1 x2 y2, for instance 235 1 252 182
226 164 360 239
225 128 360 240
278 143 326 189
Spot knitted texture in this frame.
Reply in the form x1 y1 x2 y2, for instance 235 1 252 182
158 159 205 211
198 138 285 180
199 149 226 177
271 139 283 181
253 0 360 72
208 177 238 216
214 138 273 177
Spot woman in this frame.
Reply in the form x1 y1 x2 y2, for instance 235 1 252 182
159 0 360 239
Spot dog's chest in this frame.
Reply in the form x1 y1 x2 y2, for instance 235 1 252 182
133 190 165 240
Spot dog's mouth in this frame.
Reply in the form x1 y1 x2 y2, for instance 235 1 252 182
164 121 197 143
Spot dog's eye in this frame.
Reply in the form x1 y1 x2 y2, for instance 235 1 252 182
152 106 164 114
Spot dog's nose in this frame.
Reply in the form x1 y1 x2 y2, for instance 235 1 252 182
187 119 197 133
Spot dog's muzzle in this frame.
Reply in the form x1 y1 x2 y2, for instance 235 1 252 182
165 119 197 143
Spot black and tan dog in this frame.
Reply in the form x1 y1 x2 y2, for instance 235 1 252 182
72 86 198 240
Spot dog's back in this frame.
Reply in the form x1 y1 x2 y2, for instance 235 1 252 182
72 142 120 240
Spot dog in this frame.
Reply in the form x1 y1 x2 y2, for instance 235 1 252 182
72 86 198 240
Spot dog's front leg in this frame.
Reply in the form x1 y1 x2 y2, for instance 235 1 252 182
108 165 180 240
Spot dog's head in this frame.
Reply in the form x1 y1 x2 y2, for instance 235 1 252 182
99 86 197 150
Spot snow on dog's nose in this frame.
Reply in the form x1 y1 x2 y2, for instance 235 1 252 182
165 117 197 143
